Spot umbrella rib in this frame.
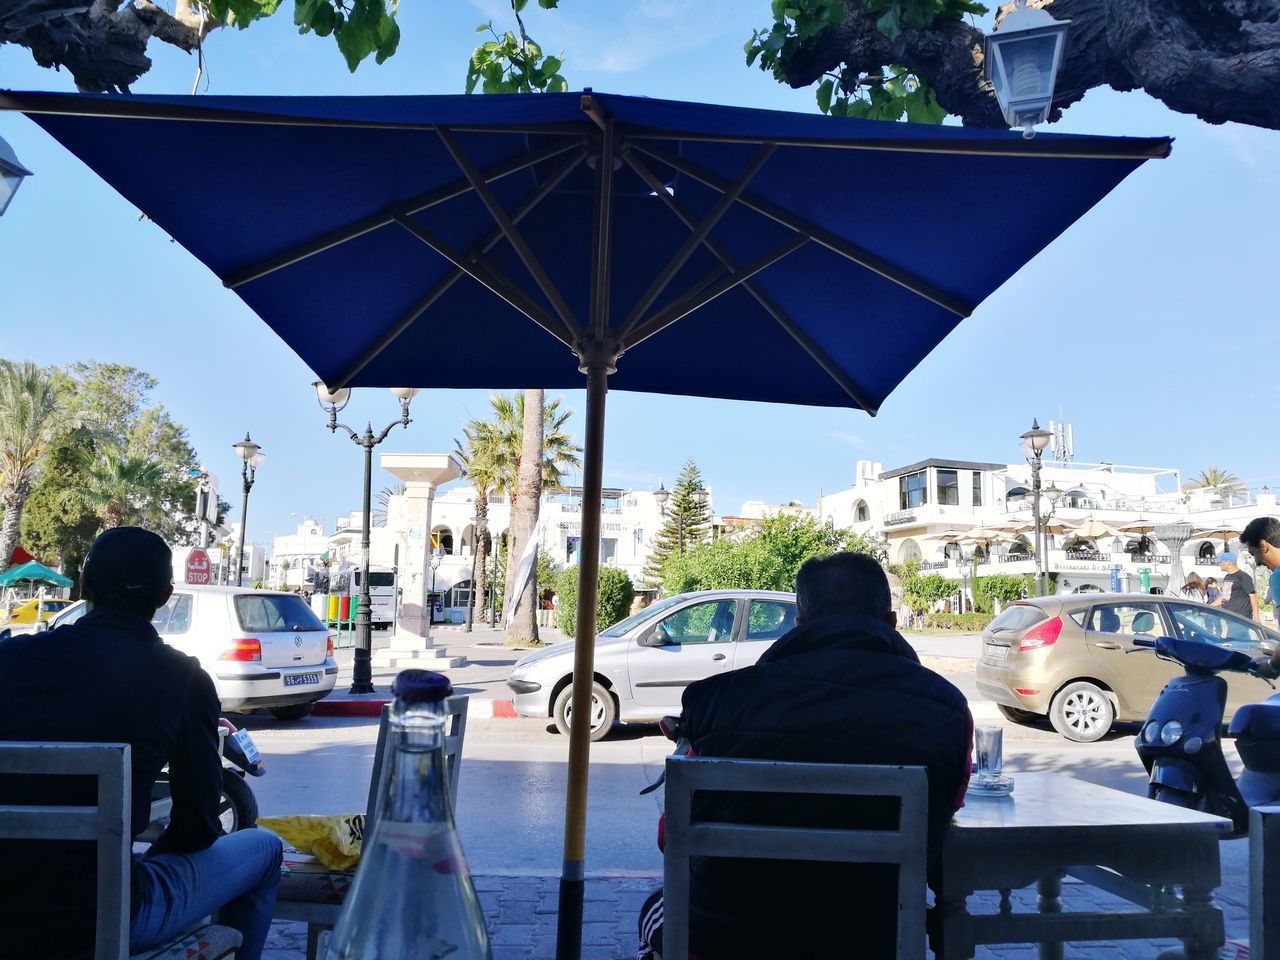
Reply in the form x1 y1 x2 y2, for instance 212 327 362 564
390 213 573 347
436 126 581 336
632 142 973 319
330 148 587 389
615 143 776 343
223 138 585 289
588 114 616 344
623 151 880 413
622 234 808 350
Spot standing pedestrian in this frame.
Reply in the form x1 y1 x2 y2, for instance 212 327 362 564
1211 552 1258 622
1242 518 1280 625
1179 573 1207 602
1205 577 1222 605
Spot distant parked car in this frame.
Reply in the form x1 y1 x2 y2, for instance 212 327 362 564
2 597 74 626
43 586 337 719
507 590 798 741
976 592 1279 743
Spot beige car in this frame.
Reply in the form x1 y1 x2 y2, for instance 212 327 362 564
976 593 1278 742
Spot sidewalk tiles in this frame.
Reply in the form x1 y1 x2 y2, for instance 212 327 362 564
263 871 1250 960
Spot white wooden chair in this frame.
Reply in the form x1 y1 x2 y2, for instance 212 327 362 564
0 741 242 960
273 694 469 960
662 756 929 960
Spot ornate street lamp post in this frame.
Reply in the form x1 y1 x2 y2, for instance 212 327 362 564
1155 521 1194 597
1020 419 1052 596
313 382 417 694
231 434 264 587
653 482 708 554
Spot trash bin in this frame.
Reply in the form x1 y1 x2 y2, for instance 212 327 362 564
1139 568 1151 593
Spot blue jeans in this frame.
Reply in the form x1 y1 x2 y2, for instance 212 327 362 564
130 827 283 960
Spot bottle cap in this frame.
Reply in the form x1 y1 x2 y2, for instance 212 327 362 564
391 669 452 704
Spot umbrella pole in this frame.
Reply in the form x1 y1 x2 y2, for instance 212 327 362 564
557 359 609 960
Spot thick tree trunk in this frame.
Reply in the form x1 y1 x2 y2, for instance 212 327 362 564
471 489 490 626
0 479 32 573
780 0 1280 131
504 389 543 646
1 0 216 93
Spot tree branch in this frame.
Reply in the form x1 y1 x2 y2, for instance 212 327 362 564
780 0 1280 130
0 0 215 93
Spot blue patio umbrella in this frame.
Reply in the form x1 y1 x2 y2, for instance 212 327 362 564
1 88 1169 957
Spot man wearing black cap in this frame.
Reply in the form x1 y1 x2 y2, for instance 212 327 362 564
0 528 282 960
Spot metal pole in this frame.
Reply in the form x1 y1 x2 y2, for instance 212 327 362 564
489 553 497 627
351 431 375 695
556 359 610 960
1031 455 1043 597
236 467 251 588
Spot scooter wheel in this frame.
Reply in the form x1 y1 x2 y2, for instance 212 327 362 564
219 768 259 832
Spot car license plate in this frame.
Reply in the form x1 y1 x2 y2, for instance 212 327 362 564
231 729 262 767
986 644 1009 660
284 672 321 687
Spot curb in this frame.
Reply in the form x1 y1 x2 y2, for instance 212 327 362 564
313 697 520 719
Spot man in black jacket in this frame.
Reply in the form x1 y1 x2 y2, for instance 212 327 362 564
0 528 282 960
639 552 972 959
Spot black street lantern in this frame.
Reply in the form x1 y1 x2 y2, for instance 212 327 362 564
314 381 417 694
984 1 1071 138
0 135 32 216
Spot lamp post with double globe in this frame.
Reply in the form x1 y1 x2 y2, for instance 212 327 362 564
1020 419 1052 596
313 382 418 694
231 434 264 587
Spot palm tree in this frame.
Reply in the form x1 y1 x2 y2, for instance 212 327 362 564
463 392 581 642
454 424 502 627
372 483 407 527
0 362 69 572
481 391 581 504
1189 467 1246 499
77 446 167 530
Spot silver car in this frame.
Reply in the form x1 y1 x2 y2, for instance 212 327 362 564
507 590 798 740
43 586 338 720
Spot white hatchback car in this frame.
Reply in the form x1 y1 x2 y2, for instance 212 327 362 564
45 586 338 720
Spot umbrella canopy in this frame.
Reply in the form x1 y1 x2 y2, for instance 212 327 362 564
1117 518 1160 534
0 560 73 589
1191 525 1243 548
1 88 1169 958
1067 517 1126 540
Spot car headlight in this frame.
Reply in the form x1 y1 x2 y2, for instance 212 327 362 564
1160 720 1183 746
1143 721 1161 744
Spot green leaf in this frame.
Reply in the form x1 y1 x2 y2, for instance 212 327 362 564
816 78 834 114
541 55 561 76
475 22 490 33
309 2 335 37
547 74 568 93
538 0 560 7
875 6 901 39
513 0 529 11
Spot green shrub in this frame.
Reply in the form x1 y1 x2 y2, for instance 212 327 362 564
922 612 994 632
554 565 635 635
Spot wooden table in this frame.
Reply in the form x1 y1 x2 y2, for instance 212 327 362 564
936 772 1232 960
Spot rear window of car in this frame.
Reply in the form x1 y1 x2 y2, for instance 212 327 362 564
235 594 325 633
988 604 1047 633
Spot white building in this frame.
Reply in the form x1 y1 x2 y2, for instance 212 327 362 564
208 524 268 585
268 518 329 588
817 453 1275 599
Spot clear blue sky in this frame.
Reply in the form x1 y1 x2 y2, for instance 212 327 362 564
2 0 1277 550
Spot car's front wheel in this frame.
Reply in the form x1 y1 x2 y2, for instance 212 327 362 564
552 681 616 742
1049 681 1115 742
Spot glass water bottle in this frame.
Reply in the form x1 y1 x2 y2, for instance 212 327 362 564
324 669 491 960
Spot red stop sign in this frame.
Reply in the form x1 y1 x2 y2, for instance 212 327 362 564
185 548 212 585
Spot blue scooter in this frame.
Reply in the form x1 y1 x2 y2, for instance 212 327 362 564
1134 633 1280 838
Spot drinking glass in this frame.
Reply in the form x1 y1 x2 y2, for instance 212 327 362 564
972 725 1013 796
